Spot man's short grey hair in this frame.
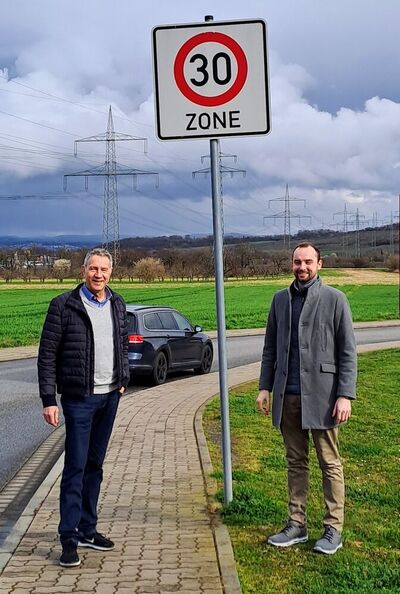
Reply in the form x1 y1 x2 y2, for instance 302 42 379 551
83 248 113 268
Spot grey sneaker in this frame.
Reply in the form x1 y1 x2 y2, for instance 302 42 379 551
267 522 308 548
313 526 343 554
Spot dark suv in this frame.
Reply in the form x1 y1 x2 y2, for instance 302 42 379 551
126 305 213 385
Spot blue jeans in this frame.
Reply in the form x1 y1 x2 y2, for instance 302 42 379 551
59 390 120 544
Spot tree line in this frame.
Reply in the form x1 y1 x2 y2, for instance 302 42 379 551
0 242 398 283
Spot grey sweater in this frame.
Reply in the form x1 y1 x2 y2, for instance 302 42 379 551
80 289 117 394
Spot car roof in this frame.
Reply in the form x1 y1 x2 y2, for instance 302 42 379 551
126 304 176 313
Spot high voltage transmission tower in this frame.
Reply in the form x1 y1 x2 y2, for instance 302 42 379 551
263 184 310 249
367 211 389 251
349 207 366 258
384 210 400 254
333 202 353 257
193 152 247 179
192 150 246 238
371 211 379 249
63 106 158 266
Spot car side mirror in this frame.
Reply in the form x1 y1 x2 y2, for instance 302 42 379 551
194 325 202 333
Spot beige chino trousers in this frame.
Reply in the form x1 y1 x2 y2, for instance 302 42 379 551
280 395 345 532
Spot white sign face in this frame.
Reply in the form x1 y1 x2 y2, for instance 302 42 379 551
152 19 270 140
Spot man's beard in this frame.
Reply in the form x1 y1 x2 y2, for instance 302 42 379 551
294 270 317 285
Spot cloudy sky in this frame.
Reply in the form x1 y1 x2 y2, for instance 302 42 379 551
0 0 399 238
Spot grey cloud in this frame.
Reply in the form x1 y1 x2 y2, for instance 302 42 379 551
0 0 399 237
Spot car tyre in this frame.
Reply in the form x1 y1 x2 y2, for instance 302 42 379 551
151 351 168 385
194 344 213 375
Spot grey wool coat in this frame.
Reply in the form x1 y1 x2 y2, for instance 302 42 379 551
259 278 357 429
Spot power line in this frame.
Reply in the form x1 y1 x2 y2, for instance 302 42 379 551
0 71 153 131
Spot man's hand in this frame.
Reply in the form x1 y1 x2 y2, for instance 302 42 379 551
256 390 270 416
119 387 125 395
43 406 59 427
332 396 352 424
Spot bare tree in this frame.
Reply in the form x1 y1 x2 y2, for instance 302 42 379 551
20 268 33 283
385 254 399 271
2 270 16 283
112 266 129 283
271 252 291 276
53 259 71 283
35 267 50 284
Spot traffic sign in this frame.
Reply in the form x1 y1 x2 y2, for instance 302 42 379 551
152 19 270 140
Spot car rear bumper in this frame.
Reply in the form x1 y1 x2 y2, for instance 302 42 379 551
128 363 153 372
128 352 153 372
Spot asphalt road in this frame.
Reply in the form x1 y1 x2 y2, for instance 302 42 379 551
1 325 399 490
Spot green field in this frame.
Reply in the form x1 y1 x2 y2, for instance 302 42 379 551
203 349 400 593
0 279 398 348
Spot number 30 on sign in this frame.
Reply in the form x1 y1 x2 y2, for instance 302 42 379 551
152 19 270 140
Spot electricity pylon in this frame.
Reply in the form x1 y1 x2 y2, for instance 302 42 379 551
333 203 354 257
192 150 246 238
263 184 310 249
64 106 158 266
349 208 366 258
371 211 379 249
384 210 400 254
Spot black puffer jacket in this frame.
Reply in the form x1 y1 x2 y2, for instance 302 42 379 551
38 284 129 407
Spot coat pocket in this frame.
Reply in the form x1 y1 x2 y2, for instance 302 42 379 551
320 362 337 373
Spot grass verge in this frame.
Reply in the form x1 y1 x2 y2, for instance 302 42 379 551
0 281 398 347
203 350 400 593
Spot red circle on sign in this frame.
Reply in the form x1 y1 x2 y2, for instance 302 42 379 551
173 32 248 107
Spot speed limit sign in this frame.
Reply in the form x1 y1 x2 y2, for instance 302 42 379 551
152 19 270 140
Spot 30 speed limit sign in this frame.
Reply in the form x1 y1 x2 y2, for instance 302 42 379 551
152 19 270 140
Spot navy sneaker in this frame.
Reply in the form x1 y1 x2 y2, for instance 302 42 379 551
78 532 115 551
59 542 80 567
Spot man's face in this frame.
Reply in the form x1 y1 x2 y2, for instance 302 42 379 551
292 246 322 283
82 255 112 297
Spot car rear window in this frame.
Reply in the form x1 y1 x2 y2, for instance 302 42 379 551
127 313 138 333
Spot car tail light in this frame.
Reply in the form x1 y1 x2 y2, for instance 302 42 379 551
128 334 144 344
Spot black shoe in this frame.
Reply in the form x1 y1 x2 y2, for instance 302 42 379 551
78 532 115 551
59 542 80 567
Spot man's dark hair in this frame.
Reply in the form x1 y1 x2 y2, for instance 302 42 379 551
291 242 321 261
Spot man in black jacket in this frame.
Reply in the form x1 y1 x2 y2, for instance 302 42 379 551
38 248 129 567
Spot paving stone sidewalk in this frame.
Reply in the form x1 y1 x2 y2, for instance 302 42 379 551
0 363 261 594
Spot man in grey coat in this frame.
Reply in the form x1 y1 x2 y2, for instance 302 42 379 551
256 242 357 554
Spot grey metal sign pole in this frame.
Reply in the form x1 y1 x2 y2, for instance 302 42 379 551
209 136 233 504
204 13 232 505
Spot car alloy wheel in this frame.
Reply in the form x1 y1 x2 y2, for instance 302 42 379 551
152 351 168 385
195 344 213 375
